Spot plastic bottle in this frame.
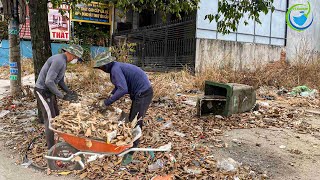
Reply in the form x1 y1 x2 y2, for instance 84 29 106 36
161 121 173 129
148 159 164 171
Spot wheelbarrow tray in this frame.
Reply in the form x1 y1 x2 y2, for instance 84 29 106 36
52 129 132 154
37 91 171 170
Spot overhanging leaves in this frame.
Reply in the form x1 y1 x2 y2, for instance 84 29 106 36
205 0 274 34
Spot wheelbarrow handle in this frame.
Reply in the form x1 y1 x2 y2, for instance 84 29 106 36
36 92 55 131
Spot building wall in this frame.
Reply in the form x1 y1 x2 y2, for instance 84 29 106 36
195 0 287 72
286 0 320 61
195 39 283 73
196 0 320 72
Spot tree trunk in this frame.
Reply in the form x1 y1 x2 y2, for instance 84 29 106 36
8 17 22 97
29 0 51 123
29 0 51 79
8 0 22 97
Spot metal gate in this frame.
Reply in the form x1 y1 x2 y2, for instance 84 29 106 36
113 16 196 71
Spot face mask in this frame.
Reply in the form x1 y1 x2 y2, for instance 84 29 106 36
70 58 78 64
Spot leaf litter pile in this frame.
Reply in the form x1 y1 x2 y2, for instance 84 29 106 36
51 95 137 146
1 83 320 179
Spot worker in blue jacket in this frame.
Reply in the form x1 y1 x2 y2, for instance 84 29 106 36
93 52 153 165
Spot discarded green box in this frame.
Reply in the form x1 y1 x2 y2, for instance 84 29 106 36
197 81 256 116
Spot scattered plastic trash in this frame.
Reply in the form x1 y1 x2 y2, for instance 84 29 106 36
300 89 317 97
253 111 261 116
87 154 105 163
234 177 240 180
277 88 288 95
58 171 72 175
174 131 186 137
106 130 117 144
156 117 164 122
259 102 270 108
185 167 202 174
132 160 142 164
260 95 275 100
24 109 37 116
148 150 155 160
182 100 197 107
21 160 32 168
192 160 200 167
185 89 201 94
148 159 165 171
289 85 318 97
24 127 36 132
119 167 127 171
12 100 22 106
232 139 242 146
217 158 241 172
161 121 173 129
212 129 222 134
249 170 256 177
279 145 286 149
0 110 10 118
215 115 224 119
168 154 176 163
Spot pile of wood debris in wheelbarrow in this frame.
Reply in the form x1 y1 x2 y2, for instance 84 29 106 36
51 94 136 146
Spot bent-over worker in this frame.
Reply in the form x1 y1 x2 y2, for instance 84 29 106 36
93 52 153 165
34 45 83 149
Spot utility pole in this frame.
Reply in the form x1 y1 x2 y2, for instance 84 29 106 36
8 0 22 97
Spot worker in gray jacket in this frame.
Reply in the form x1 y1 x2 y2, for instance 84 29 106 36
34 45 83 149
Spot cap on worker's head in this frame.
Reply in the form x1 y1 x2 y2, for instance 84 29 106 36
93 52 116 68
62 44 84 58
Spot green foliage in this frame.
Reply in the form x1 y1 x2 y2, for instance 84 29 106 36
205 0 274 34
73 22 110 46
34 0 274 37
110 41 136 63
108 0 200 19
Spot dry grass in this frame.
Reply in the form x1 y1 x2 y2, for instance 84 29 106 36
151 58 320 99
149 70 195 99
56 57 320 100
66 61 113 95
195 60 320 90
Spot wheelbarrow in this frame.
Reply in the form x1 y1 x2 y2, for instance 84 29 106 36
36 92 172 170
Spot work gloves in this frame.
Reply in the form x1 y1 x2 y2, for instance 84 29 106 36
63 91 79 102
98 100 115 111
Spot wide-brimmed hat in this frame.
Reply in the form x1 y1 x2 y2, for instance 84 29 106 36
62 44 83 58
93 52 116 68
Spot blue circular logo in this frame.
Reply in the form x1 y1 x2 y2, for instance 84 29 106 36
286 1 313 31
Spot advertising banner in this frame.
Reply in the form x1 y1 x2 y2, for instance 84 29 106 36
71 2 112 25
20 3 70 41
48 3 70 41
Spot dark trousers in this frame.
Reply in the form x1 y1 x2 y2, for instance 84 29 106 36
34 87 59 149
129 87 153 150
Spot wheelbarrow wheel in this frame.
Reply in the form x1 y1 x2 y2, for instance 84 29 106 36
47 142 84 170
